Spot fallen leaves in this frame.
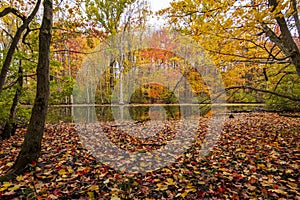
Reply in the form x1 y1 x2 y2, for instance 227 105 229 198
0 112 299 199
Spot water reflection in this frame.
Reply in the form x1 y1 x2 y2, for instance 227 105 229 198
47 104 264 123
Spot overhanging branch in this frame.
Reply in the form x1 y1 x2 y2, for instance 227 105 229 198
224 86 300 101
0 7 26 21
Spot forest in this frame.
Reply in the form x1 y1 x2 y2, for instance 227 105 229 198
0 0 299 199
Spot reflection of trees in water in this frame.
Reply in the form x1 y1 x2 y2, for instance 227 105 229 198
128 105 181 122
94 105 210 122
49 103 263 123
48 104 214 123
47 106 74 123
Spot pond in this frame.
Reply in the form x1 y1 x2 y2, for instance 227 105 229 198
46 103 264 123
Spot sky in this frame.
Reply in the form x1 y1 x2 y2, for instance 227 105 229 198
149 0 173 12
148 0 173 27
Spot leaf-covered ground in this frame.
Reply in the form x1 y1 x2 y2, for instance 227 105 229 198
0 112 299 199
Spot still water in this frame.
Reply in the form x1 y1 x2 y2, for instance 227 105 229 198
47 104 264 123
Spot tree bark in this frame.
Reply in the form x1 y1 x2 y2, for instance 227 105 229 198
264 0 300 77
2 64 23 140
1 0 53 179
0 0 41 94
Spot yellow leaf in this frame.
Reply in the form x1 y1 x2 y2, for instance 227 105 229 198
89 185 99 191
58 169 66 175
181 191 189 198
133 181 139 186
162 168 172 174
16 175 23 181
153 178 160 182
43 170 53 175
48 194 59 199
67 166 74 173
165 178 175 185
6 162 13 167
271 189 287 195
156 183 168 190
103 179 110 184
8 185 21 191
111 195 121 200
186 184 196 190
2 182 11 188
36 167 42 172
88 191 95 200
186 184 197 193
257 163 266 169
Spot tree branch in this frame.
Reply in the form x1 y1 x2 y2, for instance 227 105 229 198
0 0 41 94
224 86 300 101
273 72 291 92
3 73 36 90
0 7 26 21
265 0 300 76
22 28 40 51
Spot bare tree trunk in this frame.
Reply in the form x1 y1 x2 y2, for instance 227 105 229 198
2 63 23 140
0 0 53 180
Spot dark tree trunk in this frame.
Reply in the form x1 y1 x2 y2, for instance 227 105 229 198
2 64 23 140
265 0 300 77
0 0 53 179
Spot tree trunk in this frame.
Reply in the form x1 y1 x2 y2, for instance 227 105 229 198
2 64 23 140
292 53 300 77
110 59 115 90
2 0 53 178
266 0 300 77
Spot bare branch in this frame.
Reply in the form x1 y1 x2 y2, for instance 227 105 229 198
2 73 36 90
233 59 290 64
224 86 300 101
0 0 41 94
22 28 39 51
273 72 294 92
270 63 291 76
0 7 26 21
1 27 14 40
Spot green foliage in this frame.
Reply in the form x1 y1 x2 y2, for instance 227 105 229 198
49 76 75 105
266 96 300 111
96 106 114 121
46 107 73 123
263 64 300 111
266 74 300 111
15 105 31 126
20 83 36 105
0 89 14 125
85 0 136 34
0 88 31 126
227 90 263 103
